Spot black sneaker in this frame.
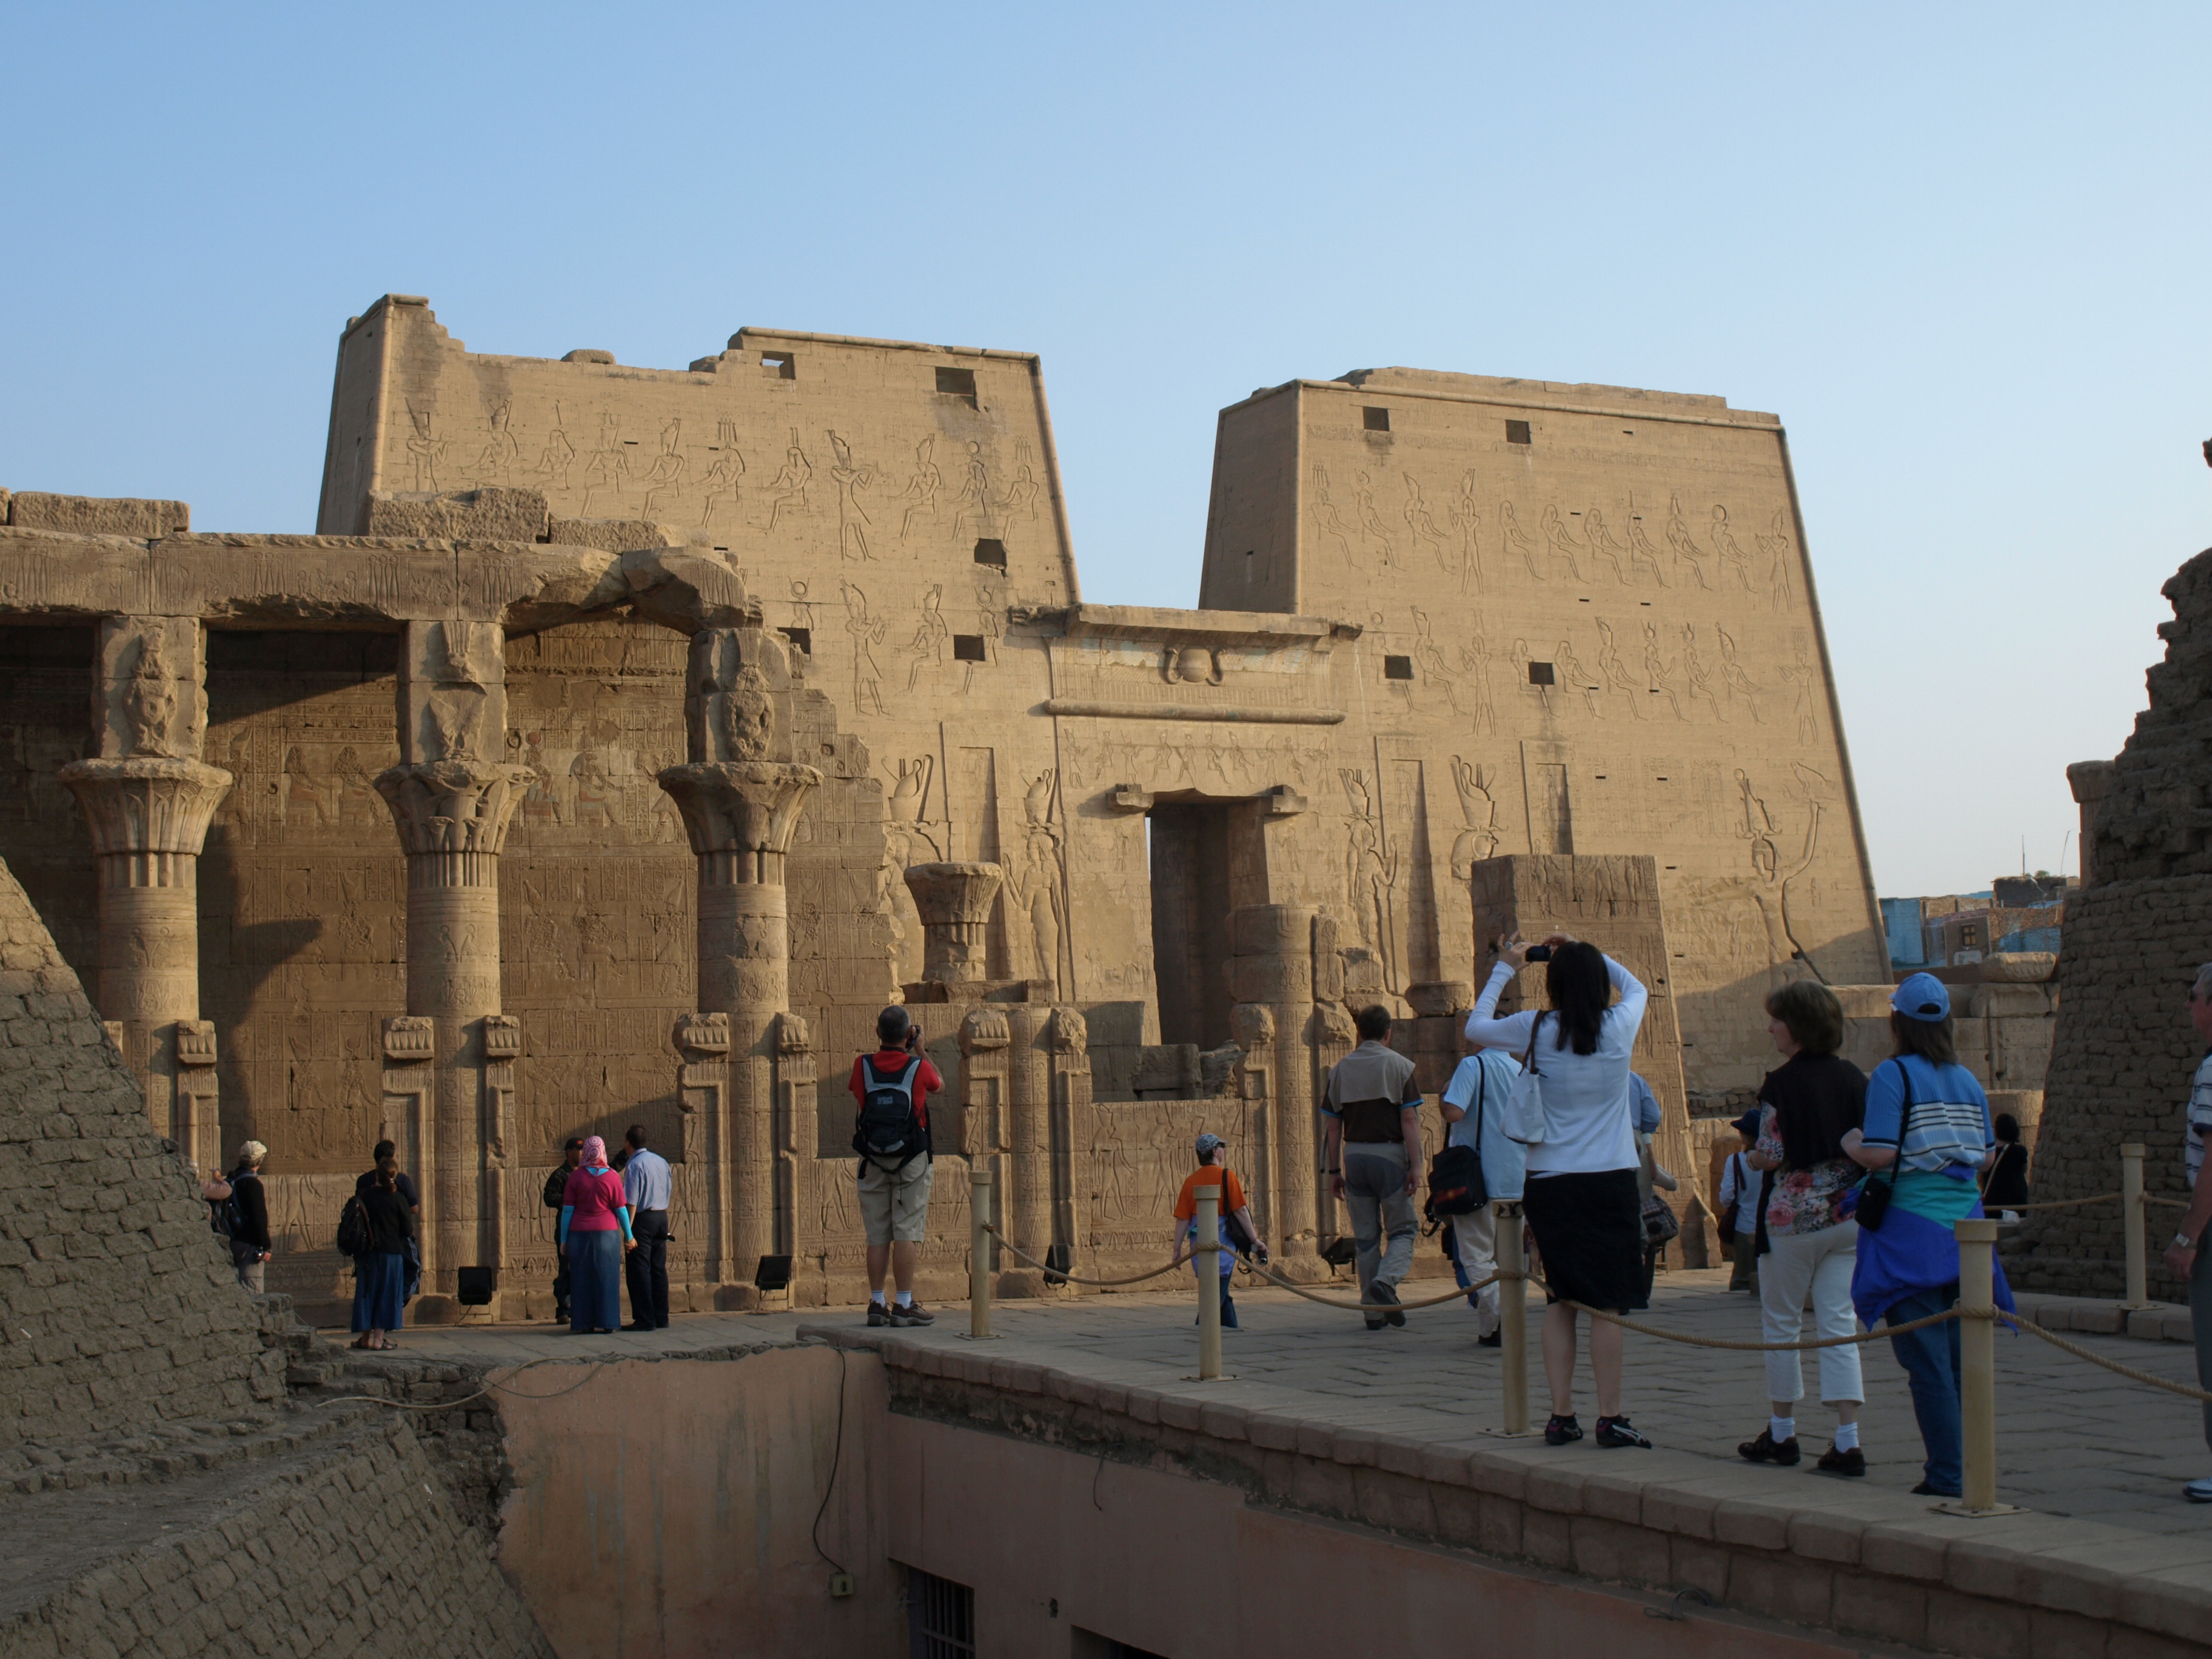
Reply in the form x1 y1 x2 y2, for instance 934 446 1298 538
1595 1415 1652 1449
1738 1427 1801 1466
1911 1481 1960 1498
1815 1445 1865 1478
1369 1281 1406 1327
890 1302 936 1327
866 1301 893 1327
1476 1330 1502 1348
1544 1413 1583 1446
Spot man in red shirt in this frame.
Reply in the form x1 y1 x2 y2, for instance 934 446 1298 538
851 1004 944 1327
1169 1133 1266 1329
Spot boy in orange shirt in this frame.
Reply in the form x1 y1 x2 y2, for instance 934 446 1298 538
1170 1132 1267 1329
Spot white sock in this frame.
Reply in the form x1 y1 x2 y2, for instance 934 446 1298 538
1770 1415 1796 1442
896 1291 913 1307
1832 1421 1860 1451
870 1292 886 1306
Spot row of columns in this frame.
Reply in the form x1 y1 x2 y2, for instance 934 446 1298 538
61 611 823 1311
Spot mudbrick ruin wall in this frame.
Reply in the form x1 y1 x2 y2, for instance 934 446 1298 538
2008 545 2212 1298
0 852 554 1656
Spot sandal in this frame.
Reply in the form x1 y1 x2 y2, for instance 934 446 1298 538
349 1337 375 1350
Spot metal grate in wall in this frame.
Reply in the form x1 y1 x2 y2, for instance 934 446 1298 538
905 1566 976 1658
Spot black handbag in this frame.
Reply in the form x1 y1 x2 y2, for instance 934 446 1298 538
1853 1059 1914 1233
1424 1059 1492 1232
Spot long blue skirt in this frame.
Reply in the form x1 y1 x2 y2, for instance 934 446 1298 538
352 1250 406 1332
569 1229 623 1332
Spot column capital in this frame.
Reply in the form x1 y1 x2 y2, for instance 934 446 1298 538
658 761 822 877
375 758 534 868
59 757 233 861
904 862 1005 984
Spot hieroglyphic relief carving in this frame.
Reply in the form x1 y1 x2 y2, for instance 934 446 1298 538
1309 465 1356 562
1781 645 1820 740
951 442 993 542
826 431 873 560
533 404 575 492
1625 507 1675 588
580 414 628 514
1455 633 1497 735
121 635 181 759
1499 500 1541 580
1402 474 1449 566
1758 509 1794 611
1005 768 1067 994
905 586 949 691
404 404 444 491
1447 756 1502 879
766 430 813 530
1350 472 1395 568
840 583 890 716
1717 627 1763 723
1587 507 1644 584
996 440 1044 522
1641 620 1689 722
1163 645 1223 686
1540 505 1587 582
640 417 688 516
1710 504 1755 592
1339 769 1401 994
1664 494 1709 589
1680 625 1726 722
1735 764 1828 984
1410 610 1460 714
1595 619 1644 720
699 421 746 523
898 437 941 540
1553 638 1604 717
1449 471 1483 591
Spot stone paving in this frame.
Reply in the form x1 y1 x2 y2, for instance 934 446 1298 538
339 1264 2212 1538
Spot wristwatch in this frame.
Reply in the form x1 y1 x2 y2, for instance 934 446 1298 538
2175 1232 2200 1251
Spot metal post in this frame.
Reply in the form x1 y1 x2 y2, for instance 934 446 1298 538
1195 1188 1222 1381
970 1165 994 1340
1952 1218 2004 1514
1495 1199 1529 1436
2120 1143 2150 1310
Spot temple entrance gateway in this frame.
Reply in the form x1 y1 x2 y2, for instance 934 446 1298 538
1147 801 1238 1051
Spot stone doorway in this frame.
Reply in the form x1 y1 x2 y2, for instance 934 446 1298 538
1147 801 1240 1051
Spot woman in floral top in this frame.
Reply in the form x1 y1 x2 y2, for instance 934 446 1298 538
1737 980 1870 1477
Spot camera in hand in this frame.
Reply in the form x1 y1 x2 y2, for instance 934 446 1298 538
1524 945 1552 963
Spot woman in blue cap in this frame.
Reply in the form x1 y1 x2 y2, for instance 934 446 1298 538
1841 971 2011 1498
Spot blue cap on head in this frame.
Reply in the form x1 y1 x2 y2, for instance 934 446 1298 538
1731 1108 1761 1139
1892 972 1951 1022
1195 1132 1225 1155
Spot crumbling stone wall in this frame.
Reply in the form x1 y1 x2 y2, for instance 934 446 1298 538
0 859 284 1447
2011 546 2212 1297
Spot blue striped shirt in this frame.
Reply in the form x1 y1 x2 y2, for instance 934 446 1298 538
1862 1056 1991 1175
622 1146 672 1212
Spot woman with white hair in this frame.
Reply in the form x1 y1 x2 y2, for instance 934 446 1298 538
225 1141 270 1292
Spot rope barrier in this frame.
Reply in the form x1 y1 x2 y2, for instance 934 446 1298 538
1242 1259 1506 1313
320 1353 611 1412
2005 1191 2120 1211
982 1224 1198 1289
2002 1314 2212 1402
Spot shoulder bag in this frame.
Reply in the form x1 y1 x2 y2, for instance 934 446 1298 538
1502 1013 1549 1147
1852 1059 1914 1234
1423 1058 1491 1230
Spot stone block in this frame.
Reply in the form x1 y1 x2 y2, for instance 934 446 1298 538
1926 1587 2030 1658
363 488 549 542
1828 1568 1927 1647
1729 1552 1835 1627
7 492 189 537
1569 1514 1669 1586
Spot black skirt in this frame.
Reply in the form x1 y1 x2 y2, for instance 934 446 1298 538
1523 1168 1643 1313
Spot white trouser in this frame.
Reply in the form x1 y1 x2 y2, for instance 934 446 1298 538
1450 1206 1500 1337
1757 1221 1863 1406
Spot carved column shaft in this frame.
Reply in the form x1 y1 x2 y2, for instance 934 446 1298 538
61 617 230 1170
1227 903 1321 1268
375 618 529 1305
904 862 1005 984
659 628 820 1298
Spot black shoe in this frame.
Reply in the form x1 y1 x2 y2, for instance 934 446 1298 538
1815 1445 1865 1478
867 1301 893 1327
890 1302 935 1327
1738 1427 1801 1466
626 1321 656 1332
1369 1281 1406 1327
1911 1481 1961 1498
554 1310 571 1325
1544 1413 1583 1446
1364 1317 1386 1332
1476 1330 1502 1348
1595 1415 1651 1449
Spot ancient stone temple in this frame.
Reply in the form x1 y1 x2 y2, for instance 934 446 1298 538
0 297 1889 1321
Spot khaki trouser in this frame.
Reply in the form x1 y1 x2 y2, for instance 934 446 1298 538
1342 1141 1416 1305
1447 1205 1500 1338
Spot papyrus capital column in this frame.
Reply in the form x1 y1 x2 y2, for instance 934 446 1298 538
374 619 529 1310
903 862 1005 984
59 617 231 1170
659 628 820 1301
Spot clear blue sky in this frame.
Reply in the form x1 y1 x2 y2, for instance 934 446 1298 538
4 3 2207 897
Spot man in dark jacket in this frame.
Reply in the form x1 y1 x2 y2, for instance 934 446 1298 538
542 1136 585 1325
227 1140 271 1293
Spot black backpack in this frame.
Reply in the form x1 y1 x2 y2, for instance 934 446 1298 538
1423 1057 1493 1232
853 1054 928 1167
218 1170 256 1241
336 1195 374 1258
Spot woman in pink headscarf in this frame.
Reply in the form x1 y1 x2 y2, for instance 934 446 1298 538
557 1134 635 1334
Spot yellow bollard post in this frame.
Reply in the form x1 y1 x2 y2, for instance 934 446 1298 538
2120 1143 2150 1310
1945 1218 2016 1515
1195 1187 1223 1381
1495 1199 1529 1436
969 1164 995 1340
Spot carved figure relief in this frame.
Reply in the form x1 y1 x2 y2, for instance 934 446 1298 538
1641 620 1688 722
580 414 628 514
951 442 993 541
1402 474 1449 566
1449 470 1483 591
1554 638 1604 717
1664 494 1709 589
719 664 775 762
1500 500 1541 580
1716 626 1764 722
638 418 688 517
1626 510 1677 588
1447 756 1501 877
1455 632 1497 736
1595 619 1644 720
996 443 1042 521
121 635 179 759
1736 765 1826 984
1782 646 1820 740
883 755 943 858
1410 610 1460 714
472 400 520 483
1351 472 1395 568
1538 504 1589 583
1582 507 1631 583
1680 624 1725 722
1339 769 1401 994
840 582 890 716
827 431 874 560
898 437 941 540
905 585 950 691
964 575 1002 694
1711 504 1755 592
534 404 575 492
1757 508 1794 611
404 404 443 492
1007 768 1067 994
767 430 813 531
1309 466 1356 562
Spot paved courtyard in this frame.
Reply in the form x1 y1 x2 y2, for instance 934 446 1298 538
340 1264 2211 1538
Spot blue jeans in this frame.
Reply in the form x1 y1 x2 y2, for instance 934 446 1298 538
1185 1221 1238 1329
1886 1283 1963 1495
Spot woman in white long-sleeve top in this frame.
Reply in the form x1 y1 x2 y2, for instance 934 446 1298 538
1464 931 1653 1449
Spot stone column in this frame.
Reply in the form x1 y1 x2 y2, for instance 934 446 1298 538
2066 760 2116 889
903 863 1005 984
1227 902 1326 1276
374 619 531 1309
59 616 232 1171
658 628 819 1304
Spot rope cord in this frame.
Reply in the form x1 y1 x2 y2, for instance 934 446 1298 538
808 1345 852 1578
980 1225 1190 1287
318 1353 609 1412
2002 1313 2212 1403
2005 1191 2120 1211
1242 1258 1506 1313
